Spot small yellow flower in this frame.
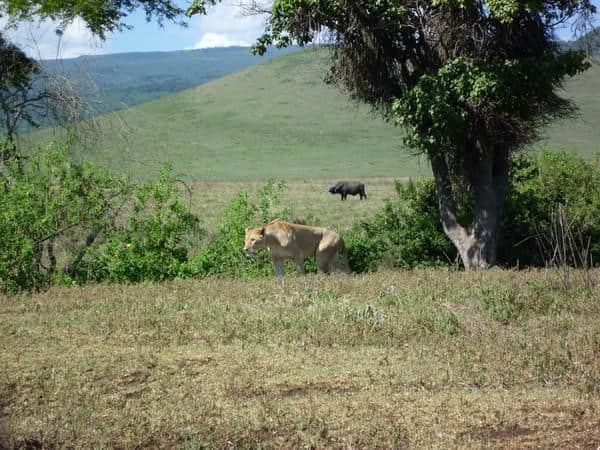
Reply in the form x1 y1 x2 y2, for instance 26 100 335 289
126 243 132 248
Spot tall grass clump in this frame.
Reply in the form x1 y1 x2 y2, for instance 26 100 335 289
345 150 600 272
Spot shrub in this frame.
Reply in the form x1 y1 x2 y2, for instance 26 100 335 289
345 150 600 272
0 144 129 292
0 141 204 292
344 179 457 273
500 150 600 267
77 167 202 283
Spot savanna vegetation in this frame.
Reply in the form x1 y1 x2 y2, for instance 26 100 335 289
1 1 600 446
30 47 600 180
239 0 598 269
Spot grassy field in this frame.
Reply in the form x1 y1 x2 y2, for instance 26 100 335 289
32 47 600 181
37 47 425 181
189 177 399 235
543 61 600 153
1 269 599 448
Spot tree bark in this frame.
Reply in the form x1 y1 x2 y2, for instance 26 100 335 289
430 146 509 270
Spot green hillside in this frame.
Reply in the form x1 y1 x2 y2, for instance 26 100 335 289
41 46 298 117
542 62 600 153
37 47 599 181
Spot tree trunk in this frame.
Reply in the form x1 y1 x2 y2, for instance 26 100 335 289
430 146 509 270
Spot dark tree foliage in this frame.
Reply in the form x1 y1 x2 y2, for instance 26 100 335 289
0 33 41 146
1 0 186 39
188 0 596 269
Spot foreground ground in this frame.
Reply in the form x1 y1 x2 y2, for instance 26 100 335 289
1 268 599 448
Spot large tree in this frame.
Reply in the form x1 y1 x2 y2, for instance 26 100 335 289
192 0 595 269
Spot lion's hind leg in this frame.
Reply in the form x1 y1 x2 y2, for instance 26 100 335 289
323 237 350 274
316 239 340 274
316 250 334 274
293 255 306 275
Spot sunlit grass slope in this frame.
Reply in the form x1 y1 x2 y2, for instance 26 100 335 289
54 47 429 180
543 62 600 154
39 49 599 181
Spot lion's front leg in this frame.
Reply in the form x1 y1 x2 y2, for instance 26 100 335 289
272 257 285 278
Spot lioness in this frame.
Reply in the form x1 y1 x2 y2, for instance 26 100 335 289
244 219 348 277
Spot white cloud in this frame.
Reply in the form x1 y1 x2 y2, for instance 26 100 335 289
1 17 105 60
186 0 267 49
189 32 250 49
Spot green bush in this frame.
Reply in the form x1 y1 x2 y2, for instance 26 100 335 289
77 167 202 283
0 144 129 292
500 150 600 267
345 179 457 273
0 142 204 292
345 150 600 272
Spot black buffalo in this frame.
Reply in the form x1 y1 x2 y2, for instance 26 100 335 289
328 181 367 201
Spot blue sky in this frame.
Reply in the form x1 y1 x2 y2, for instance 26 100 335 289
1 1 598 60
2 0 266 59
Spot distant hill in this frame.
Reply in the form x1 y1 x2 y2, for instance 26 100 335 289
42 46 299 115
565 28 600 53
35 47 599 181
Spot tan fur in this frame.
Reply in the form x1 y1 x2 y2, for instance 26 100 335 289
244 219 348 277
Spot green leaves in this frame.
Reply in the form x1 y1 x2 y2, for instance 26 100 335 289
393 52 590 153
186 0 220 17
0 142 126 292
2 0 185 39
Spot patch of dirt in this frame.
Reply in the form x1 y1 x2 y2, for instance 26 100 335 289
461 420 600 448
224 379 360 400
123 386 150 399
4 439 53 449
274 381 359 398
118 369 150 386
463 423 534 441
175 356 215 376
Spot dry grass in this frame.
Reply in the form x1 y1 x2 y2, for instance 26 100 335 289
2 268 600 448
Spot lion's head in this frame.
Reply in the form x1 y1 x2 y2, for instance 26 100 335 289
243 227 267 256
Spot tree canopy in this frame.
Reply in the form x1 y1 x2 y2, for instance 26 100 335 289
1 0 186 38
